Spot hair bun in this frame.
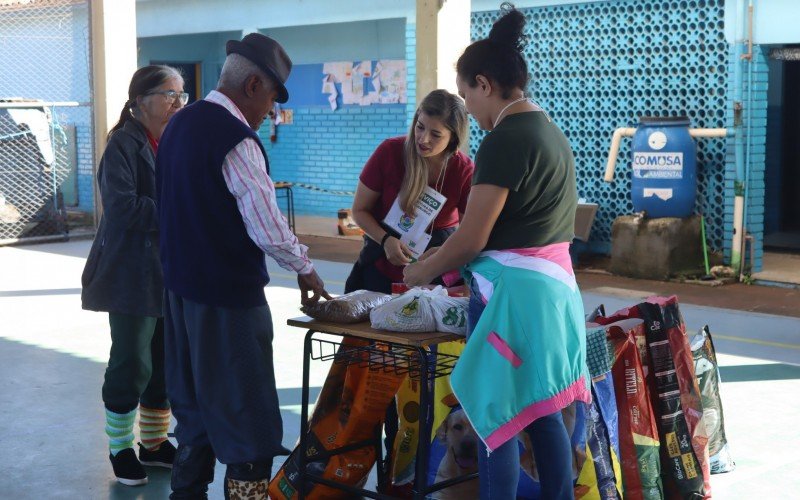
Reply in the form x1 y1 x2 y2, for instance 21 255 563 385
488 2 528 53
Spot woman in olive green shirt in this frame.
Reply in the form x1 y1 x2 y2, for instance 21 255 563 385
404 4 581 499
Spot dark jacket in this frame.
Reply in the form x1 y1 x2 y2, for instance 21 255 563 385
81 119 163 317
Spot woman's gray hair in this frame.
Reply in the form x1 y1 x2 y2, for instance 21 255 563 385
218 53 273 89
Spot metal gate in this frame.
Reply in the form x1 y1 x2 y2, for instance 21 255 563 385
0 0 93 245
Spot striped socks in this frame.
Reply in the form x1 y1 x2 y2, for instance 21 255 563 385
139 406 171 451
105 408 136 456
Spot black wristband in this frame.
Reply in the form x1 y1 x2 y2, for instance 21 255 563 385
380 232 392 249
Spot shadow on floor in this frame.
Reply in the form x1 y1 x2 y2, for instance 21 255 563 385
0 336 325 499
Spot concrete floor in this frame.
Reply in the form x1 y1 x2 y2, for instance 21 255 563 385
1 238 799 499
753 251 800 286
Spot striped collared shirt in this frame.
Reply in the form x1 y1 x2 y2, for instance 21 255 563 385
205 90 313 274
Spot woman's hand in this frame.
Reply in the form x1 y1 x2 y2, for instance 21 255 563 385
404 261 435 286
419 246 440 261
384 236 413 266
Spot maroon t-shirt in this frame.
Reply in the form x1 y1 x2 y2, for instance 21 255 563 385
359 136 474 228
359 136 474 281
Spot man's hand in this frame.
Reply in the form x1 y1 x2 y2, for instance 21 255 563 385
384 236 413 266
297 269 332 305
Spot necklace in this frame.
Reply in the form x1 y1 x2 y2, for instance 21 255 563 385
425 155 449 235
493 95 529 128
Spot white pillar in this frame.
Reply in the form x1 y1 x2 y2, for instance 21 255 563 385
90 0 138 221
415 0 471 104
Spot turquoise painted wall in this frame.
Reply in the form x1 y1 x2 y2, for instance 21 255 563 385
137 19 409 218
137 31 240 98
262 19 404 64
724 45 768 271
725 0 800 45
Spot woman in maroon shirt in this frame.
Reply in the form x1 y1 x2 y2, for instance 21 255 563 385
345 89 474 293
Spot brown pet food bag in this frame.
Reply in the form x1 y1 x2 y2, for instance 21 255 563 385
599 297 711 499
269 338 405 499
605 319 664 500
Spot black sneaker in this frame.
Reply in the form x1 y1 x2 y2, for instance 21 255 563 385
138 440 176 468
109 448 148 486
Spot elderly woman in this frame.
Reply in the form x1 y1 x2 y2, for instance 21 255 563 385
81 65 186 486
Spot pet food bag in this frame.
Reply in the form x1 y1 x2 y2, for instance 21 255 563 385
690 326 735 474
301 289 391 323
572 326 624 500
371 287 468 335
268 339 405 499
599 297 712 500
390 341 479 497
605 319 664 500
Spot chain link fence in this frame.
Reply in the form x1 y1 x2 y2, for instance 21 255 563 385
0 0 93 244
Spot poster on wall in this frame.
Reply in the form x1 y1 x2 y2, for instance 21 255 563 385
322 61 353 83
374 60 407 104
321 59 407 109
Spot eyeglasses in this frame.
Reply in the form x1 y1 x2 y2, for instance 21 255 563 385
147 90 189 106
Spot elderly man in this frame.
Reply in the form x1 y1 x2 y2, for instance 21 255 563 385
156 34 330 499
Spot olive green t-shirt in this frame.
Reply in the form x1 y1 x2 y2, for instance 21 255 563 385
473 111 577 250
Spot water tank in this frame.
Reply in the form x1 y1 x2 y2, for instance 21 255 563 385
630 116 697 218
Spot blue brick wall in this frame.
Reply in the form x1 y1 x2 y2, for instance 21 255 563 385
723 45 768 272
251 18 414 219
76 124 95 211
257 104 407 217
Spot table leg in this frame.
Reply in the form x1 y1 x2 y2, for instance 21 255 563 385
413 347 432 500
297 329 313 500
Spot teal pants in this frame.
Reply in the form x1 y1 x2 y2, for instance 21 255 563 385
102 313 169 413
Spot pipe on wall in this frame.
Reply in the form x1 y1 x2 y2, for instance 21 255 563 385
730 0 748 275
740 0 755 280
604 128 730 183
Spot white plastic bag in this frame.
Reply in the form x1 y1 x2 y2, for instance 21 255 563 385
370 286 468 335
430 295 469 335
370 287 442 332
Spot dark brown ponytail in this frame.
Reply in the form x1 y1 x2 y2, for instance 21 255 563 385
456 2 529 99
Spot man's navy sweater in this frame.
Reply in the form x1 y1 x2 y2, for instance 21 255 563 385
156 99 270 308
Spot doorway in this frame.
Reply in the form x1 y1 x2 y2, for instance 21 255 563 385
764 48 800 251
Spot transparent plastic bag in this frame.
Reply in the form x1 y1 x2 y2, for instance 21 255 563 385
691 326 735 474
301 290 391 323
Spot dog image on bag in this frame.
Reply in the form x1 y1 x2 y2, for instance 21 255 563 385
431 407 479 499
